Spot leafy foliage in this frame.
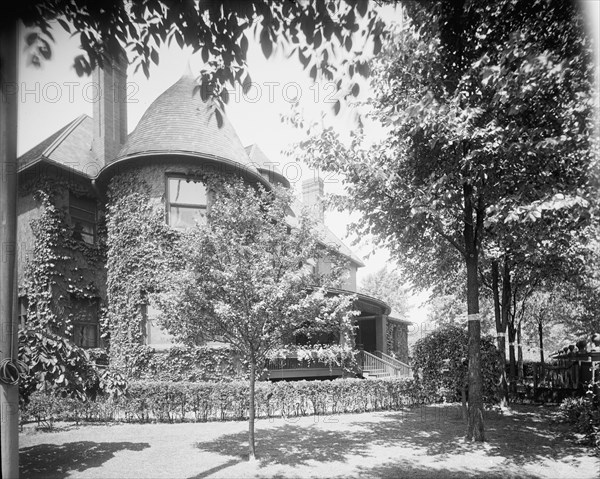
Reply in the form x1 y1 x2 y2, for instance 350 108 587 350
154 178 357 364
105 169 183 370
21 377 429 425
17 178 107 404
18 328 100 405
359 266 410 319
288 0 596 436
15 0 387 110
412 325 502 404
127 344 244 382
558 393 600 452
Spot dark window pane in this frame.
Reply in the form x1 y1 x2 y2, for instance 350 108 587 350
73 323 98 348
70 194 96 244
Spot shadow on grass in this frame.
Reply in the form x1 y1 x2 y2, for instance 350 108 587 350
20 441 150 479
194 404 592 477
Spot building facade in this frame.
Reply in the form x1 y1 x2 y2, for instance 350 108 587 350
17 55 410 379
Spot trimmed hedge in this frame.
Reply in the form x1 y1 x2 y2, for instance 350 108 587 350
22 377 428 425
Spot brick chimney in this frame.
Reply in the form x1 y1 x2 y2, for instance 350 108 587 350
302 176 325 223
91 48 128 165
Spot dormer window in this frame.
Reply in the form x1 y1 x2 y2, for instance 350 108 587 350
167 176 207 230
69 194 97 245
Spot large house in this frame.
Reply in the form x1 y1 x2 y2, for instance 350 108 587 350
17 52 410 380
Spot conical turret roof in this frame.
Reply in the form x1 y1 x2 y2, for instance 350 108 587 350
106 70 263 182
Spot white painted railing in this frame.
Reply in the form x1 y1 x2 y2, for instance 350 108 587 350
374 351 412 377
358 350 410 378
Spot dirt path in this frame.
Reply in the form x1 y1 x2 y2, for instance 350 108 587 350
19 404 599 478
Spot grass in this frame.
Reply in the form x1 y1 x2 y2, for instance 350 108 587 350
20 403 600 479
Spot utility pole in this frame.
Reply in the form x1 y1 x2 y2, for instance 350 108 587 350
0 20 20 479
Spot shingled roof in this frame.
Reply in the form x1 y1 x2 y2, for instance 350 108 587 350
18 114 99 177
245 144 290 188
113 70 261 180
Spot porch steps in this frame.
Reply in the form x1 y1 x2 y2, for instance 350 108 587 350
358 350 411 379
363 368 392 379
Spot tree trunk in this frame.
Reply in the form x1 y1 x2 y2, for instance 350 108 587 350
508 323 517 393
517 321 524 381
538 320 545 364
248 359 256 461
491 261 509 407
502 261 516 394
463 184 484 442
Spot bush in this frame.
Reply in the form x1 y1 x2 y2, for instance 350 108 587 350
412 324 503 404
557 393 600 451
21 377 428 424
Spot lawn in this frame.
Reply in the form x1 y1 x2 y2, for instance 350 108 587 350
20 403 599 479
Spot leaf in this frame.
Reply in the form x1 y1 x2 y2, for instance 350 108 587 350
260 26 273 59
241 34 249 57
242 73 252 94
333 99 340 115
150 48 159 66
57 18 71 33
357 0 369 17
215 108 223 128
25 32 39 47
351 82 360 97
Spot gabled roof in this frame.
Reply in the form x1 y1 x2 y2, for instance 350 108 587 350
245 144 290 188
18 115 99 176
320 223 365 267
113 71 262 181
289 199 365 267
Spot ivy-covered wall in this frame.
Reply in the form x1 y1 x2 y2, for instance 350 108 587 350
18 171 107 345
105 159 233 372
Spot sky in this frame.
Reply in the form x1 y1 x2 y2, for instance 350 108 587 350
16 2 600 324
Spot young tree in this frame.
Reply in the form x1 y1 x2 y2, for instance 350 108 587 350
154 178 356 461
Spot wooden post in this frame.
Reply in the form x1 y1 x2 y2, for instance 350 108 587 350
0 20 20 479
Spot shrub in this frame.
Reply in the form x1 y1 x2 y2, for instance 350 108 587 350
412 324 502 404
21 377 428 425
558 393 600 451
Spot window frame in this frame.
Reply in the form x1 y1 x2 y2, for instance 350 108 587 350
165 175 209 230
69 193 97 245
70 297 100 349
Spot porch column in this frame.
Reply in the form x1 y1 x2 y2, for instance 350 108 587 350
375 315 387 354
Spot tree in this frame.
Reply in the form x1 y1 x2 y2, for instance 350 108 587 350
290 0 595 441
3 1 386 473
154 178 356 461
523 288 582 365
359 266 410 319
11 0 387 107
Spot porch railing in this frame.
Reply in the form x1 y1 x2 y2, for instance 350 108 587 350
374 351 412 377
357 350 411 378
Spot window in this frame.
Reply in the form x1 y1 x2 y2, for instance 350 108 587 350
18 297 28 330
140 303 174 347
167 177 208 230
71 298 100 348
69 194 97 244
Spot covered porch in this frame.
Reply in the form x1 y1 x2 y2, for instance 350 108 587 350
265 291 411 380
